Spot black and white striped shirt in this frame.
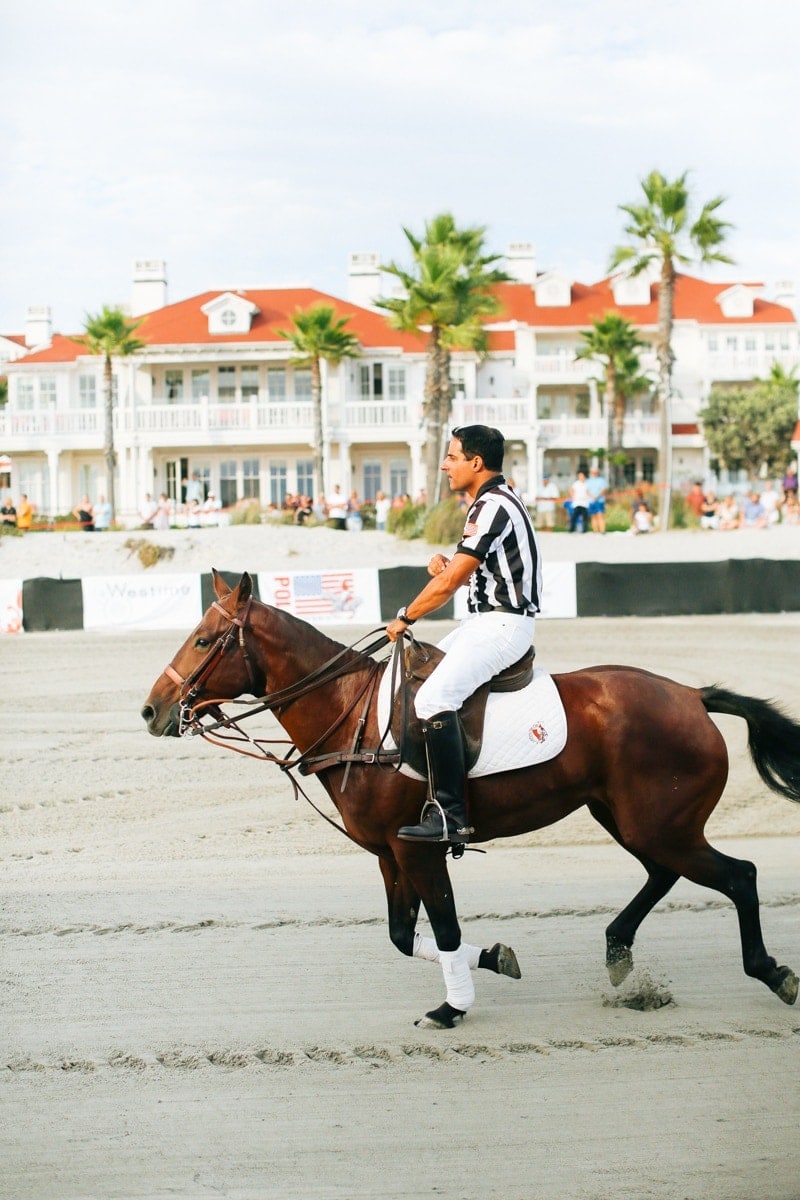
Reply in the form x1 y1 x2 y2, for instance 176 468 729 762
456 476 542 616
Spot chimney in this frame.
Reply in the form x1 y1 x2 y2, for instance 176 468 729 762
131 259 168 316
774 280 796 314
348 252 381 309
505 242 536 285
25 305 53 348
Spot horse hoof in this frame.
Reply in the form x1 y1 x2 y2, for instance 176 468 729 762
606 941 634 988
773 966 799 1006
415 1001 465 1030
494 943 522 980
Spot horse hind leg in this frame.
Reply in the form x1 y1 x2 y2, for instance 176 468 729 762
654 841 798 1005
587 801 680 986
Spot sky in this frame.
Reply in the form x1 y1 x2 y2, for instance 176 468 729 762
3 0 800 335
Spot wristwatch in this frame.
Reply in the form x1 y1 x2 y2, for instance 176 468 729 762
396 606 416 625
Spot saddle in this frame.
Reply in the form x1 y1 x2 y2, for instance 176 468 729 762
390 638 534 777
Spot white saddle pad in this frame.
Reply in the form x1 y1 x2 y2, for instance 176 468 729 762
376 665 568 780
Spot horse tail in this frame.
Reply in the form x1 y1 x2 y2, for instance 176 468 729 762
701 685 800 803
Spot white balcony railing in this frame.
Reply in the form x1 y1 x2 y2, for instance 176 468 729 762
706 348 800 381
533 354 596 382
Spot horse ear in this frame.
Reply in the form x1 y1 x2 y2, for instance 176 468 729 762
212 568 231 600
238 571 253 602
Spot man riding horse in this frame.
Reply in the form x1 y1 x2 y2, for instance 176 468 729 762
386 425 542 849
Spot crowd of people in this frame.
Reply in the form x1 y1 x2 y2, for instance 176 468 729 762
533 463 800 534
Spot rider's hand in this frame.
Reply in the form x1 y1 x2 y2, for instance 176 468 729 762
385 618 411 643
428 553 449 577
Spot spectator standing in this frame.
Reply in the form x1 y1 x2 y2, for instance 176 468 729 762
93 494 112 531
139 493 158 528
185 472 204 506
782 464 798 501
536 475 560 530
346 490 363 531
586 465 608 533
153 493 171 531
187 499 203 529
374 490 391 531
760 481 780 526
686 482 706 520
568 471 590 533
716 495 739 530
325 485 348 530
16 494 33 531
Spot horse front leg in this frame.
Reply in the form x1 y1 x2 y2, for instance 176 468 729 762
391 844 520 1029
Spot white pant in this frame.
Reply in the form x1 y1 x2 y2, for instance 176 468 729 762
414 611 535 720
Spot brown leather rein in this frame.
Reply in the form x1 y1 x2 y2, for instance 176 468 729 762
163 597 399 836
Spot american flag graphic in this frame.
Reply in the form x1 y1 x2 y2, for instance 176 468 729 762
291 571 357 616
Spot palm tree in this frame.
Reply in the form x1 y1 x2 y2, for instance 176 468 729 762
610 170 733 529
575 313 649 483
76 306 145 521
278 305 360 504
376 213 510 506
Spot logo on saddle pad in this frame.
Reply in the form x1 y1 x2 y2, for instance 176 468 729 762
528 721 548 743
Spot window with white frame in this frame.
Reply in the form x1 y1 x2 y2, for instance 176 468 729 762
294 369 312 401
387 366 406 401
241 366 259 400
450 364 467 396
165 369 184 402
389 459 408 498
39 375 56 405
726 336 738 351
296 460 314 498
267 368 286 400
270 463 287 507
745 336 756 352
707 335 718 352
363 461 382 500
78 374 97 408
242 457 260 499
218 367 236 401
191 369 210 402
220 459 237 508
359 363 383 399
16 378 34 409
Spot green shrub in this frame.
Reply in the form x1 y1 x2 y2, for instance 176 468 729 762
423 498 467 545
387 501 426 540
228 501 263 526
124 537 175 569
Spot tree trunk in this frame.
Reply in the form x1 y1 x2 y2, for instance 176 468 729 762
103 353 116 520
311 357 325 503
656 261 676 531
422 328 452 507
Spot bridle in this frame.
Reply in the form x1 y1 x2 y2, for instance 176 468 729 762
164 595 259 731
163 593 395 772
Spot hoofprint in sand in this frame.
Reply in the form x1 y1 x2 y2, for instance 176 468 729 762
2 601 800 1198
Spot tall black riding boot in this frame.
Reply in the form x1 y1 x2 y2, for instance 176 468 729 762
397 710 472 844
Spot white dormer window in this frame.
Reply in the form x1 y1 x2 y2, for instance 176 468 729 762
611 273 651 306
200 292 260 335
534 271 571 307
715 285 755 320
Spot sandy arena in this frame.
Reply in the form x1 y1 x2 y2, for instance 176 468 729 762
2 524 800 1199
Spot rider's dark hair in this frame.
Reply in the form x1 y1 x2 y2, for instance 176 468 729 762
452 425 505 472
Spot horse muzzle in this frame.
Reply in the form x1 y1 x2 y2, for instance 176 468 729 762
141 697 182 737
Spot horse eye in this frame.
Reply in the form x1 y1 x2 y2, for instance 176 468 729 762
195 637 211 650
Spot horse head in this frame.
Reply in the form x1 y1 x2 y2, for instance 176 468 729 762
141 568 262 737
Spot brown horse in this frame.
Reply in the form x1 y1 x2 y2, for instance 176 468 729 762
141 570 800 1027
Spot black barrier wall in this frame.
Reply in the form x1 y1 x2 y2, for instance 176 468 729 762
576 558 800 617
22 578 84 631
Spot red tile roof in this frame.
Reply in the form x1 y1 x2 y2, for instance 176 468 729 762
13 333 88 364
136 288 426 351
491 274 795 327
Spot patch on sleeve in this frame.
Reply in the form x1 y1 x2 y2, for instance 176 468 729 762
463 521 479 538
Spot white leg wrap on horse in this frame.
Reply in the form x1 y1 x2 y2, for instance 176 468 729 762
439 945 476 1011
413 934 480 970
